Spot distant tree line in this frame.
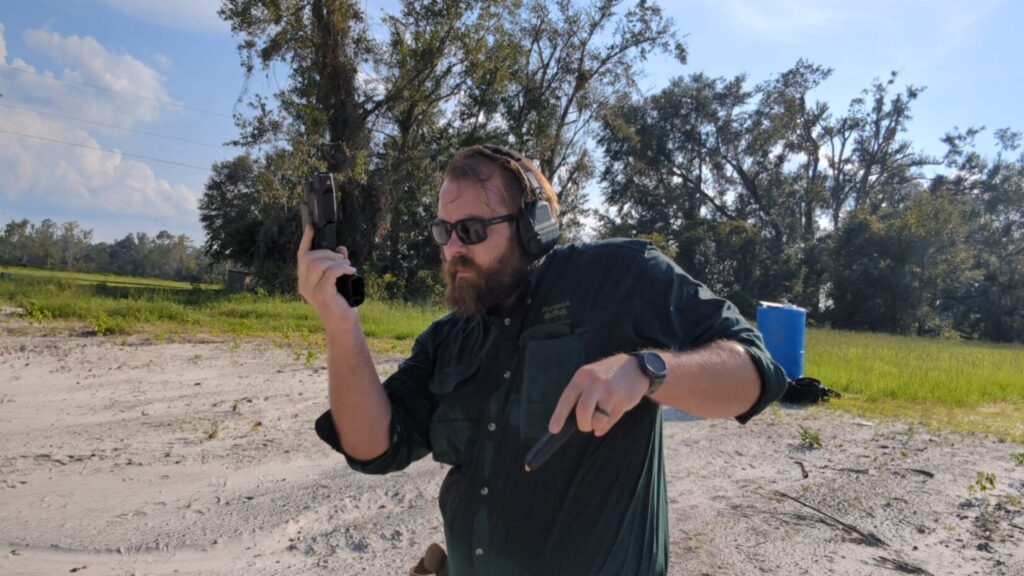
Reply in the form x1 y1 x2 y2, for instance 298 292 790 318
0 218 221 284
195 0 1021 343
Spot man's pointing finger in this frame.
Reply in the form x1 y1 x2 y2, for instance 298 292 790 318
298 222 313 257
548 376 582 434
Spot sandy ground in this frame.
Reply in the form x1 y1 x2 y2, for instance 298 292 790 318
1 318 1022 576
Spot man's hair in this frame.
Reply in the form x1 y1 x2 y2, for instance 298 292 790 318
443 145 559 219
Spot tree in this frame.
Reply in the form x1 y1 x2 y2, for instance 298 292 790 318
596 62 936 318
199 155 264 268
108 233 145 277
215 0 678 295
597 62 834 311
936 127 1024 341
820 72 935 229
219 0 495 274
460 0 680 241
0 219 32 266
829 186 976 336
58 221 93 271
1 217 214 283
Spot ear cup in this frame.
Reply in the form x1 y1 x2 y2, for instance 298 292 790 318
519 196 559 259
479 144 561 259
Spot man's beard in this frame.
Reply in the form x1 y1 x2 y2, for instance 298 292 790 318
443 244 529 316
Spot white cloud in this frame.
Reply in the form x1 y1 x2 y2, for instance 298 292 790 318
153 53 173 70
0 22 7 64
0 27 199 223
15 27 176 126
0 106 199 219
95 0 227 32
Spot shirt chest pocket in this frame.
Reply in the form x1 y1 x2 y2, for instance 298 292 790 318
516 323 587 443
428 360 481 466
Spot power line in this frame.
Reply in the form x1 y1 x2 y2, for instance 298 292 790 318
0 64 234 120
0 128 213 172
0 102 238 150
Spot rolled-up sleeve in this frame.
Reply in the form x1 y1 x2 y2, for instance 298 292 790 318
631 243 788 424
314 327 436 474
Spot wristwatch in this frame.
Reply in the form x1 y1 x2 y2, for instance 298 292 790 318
630 350 668 395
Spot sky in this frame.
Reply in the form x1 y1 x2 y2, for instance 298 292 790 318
1 0 1021 245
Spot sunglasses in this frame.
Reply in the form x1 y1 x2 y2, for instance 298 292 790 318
430 214 517 246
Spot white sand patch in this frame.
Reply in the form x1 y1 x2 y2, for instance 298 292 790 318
1 321 1021 575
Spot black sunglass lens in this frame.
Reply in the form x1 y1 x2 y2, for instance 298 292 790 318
456 220 487 245
431 222 451 245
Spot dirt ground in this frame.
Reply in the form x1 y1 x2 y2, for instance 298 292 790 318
1 319 1022 575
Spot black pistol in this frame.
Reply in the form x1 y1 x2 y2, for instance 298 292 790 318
524 414 577 472
302 172 366 307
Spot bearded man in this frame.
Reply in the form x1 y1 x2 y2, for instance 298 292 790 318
297 144 788 575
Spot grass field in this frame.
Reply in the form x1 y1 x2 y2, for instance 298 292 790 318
2 266 223 290
0 265 444 354
2 265 1022 441
805 329 1024 441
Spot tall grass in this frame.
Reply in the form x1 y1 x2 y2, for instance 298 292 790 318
807 329 1024 407
0 266 444 350
2 265 220 289
806 328 1024 440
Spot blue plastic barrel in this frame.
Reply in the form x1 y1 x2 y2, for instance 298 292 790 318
756 302 806 381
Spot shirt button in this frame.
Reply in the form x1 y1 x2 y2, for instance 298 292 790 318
503 317 511 326
503 370 511 379
480 486 489 496
526 298 532 304
475 548 484 557
487 422 496 432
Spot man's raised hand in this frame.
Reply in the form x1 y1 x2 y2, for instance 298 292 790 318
296 224 358 319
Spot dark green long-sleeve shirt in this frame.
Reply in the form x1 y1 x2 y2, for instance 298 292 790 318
316 239 788 575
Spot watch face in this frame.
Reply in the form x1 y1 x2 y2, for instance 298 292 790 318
644 351 667 375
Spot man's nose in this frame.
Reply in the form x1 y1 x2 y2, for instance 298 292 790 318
444 231 468 258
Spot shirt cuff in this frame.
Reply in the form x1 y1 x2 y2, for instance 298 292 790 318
314 408 401 474
732 343 788 424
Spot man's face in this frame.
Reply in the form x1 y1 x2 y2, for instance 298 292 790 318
438 178 529 316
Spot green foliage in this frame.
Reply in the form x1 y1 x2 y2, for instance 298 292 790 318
213 0 677 297
636 233 677 260
596 57 1024 343
829 188 977 337
968 471 997 494
1013 452 1024 466
806 328 1024 407
0 266 443 352
198 155 264 266
93 312 130 336
1 218 219 284
798 425 823 449
22 298 52 323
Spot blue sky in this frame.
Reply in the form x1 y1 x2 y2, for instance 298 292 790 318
1 0 1021 244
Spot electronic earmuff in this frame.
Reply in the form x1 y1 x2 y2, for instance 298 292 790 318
479 144 560 260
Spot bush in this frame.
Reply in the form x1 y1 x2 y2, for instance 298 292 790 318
22 299 52 322
94 312 130 336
